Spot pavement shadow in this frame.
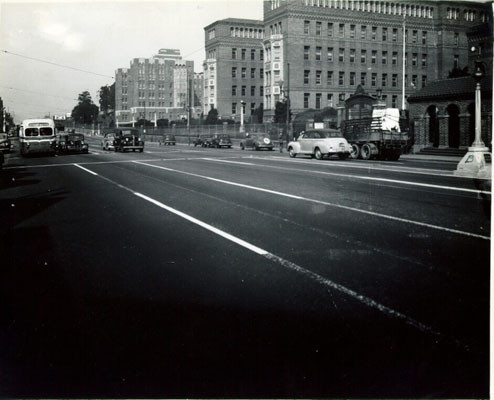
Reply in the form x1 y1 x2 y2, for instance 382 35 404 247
0 168 40 191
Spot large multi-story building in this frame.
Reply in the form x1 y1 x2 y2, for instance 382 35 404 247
203 18 265 121
115 49 201 126
261 0 491 120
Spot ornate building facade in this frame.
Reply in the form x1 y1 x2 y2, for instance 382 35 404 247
262 0 491 121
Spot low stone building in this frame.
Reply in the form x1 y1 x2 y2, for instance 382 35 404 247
407 73 492 153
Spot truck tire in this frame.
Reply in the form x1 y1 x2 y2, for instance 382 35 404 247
361 143 372 160
350 144 360 159
388 150 401 161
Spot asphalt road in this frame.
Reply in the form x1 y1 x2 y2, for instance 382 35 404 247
0 137 491 398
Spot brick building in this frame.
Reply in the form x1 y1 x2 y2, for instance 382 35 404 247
262 0 491 121
203 18 265 121
115 49 201 126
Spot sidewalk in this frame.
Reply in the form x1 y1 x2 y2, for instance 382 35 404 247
400 154 463 162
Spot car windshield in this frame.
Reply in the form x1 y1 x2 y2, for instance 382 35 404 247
309 131 341 139
121 130 139 136
40 127 54 136
67 134 84 141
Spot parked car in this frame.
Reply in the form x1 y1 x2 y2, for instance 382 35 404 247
0 133 12 153
287 129 352 160
57 133 89 154
208 134 232 148
240 133 274 151
113 128 144 152
102 132 117 151
193 134 211 147
159 134 176 146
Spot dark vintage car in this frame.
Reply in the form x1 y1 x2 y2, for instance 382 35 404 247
240 133 274 151
159 134 176 146
208 134 232 148
193 134 211 147
113 128 144 152
57 133 89 154
0 133 12 153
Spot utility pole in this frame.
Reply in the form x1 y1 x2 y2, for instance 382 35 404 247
285 62 290 143
401 14 406 111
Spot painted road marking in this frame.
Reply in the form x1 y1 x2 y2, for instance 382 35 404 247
134 160 490 240
70 163 467 350
73 163 98 176
204 158 491 196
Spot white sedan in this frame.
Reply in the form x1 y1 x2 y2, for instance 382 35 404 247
287 129 352 160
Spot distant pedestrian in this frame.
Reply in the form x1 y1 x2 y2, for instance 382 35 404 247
278 132 284 153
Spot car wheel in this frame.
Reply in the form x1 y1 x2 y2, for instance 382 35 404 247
288 147 296 158
361 144 372 160
240 143 245 150
350 144 360 159
314 147 323 160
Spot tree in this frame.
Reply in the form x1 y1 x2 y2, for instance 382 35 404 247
252 104 264 123
274 101 292 123
72 91 99 124
205 107 219 125
448 66 470 78
157 118 169 127
99 83 115 113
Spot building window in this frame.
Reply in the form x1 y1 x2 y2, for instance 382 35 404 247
350 72 356 86
232 48 237 59
371 50 377 64
454 54 459 68
454 32 459 46
260 86 264 96
339 71 345 86
242 67 246 78
251 103 256 114
327 71 333 85
412 53 418 66
361 25 367 40
304 93 310 108
316 70 322 84
392 95 397 108
372 26 377 40
260 68 263 79
392 51 398 65
241 49 246 60
232 103 237 114
350 49 355 63
382 27 388 41
421 75 427 87
260 50 264 60
360 72 367 86
382 51 387 65
327 93 333 107
251 86 256 96
327 47 333 62
316 46 322 60
412 75 418 88
392 74 397 87
304 20 310 34
232 85 237 96
339 23 345 37
350 24 356 38
316 93 321 109
339 48 345 62
304 70 310 84
328 22 333 37
361 49 367 64
422 31 427 45
371 73 377 87
412 30 418 43
382 73 387 87
316 21 322 35
251 68 256 79
339 93 345 102
392 28 398 41
304 46 310 60
251 49 255 60
241 85 246 96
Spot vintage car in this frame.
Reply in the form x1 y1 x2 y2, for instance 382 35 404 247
193 134 211 147
57 133 89 154
208 134 232 148
113 128 144 152
0 133 12 153
287 129 352 160
102 132 117 151
159 134 176 146
240 133 274 151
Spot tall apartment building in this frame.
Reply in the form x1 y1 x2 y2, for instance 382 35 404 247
203 18 265 121
262 0 491 120
115 49 201 126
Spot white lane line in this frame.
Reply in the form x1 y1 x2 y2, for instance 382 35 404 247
48 160 470 349
203 158 258 166
205 158 491 195
134 160 490 240
133 191 465 350
258 155 464 178
73 163 98 175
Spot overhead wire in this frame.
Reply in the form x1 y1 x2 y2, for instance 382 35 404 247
0 84 78 101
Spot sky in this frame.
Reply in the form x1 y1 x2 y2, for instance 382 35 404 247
0 0 264 122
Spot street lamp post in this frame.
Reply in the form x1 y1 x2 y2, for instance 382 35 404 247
240 100 246 133
455 60 491 178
